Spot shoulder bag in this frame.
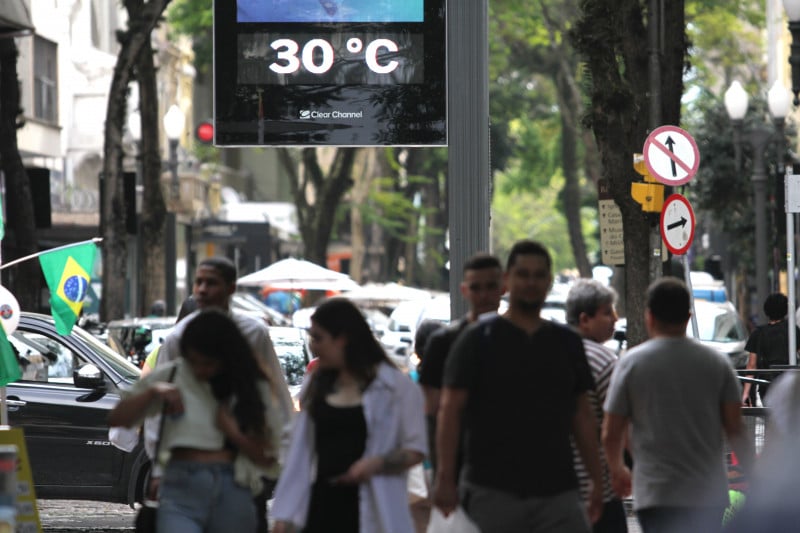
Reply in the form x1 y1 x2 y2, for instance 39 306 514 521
134 365 177 533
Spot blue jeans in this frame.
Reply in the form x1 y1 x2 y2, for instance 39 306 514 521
157 461 256 533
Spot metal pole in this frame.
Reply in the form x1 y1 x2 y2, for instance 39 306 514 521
788 210 796 365
165 139 179 316
787 166 797 366
132 142 142 316
447 0 490 318
684 254 699 338
648 0 663 283
750 127 772 319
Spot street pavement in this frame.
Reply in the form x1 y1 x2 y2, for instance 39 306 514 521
38 500 134 532
34 499 643 532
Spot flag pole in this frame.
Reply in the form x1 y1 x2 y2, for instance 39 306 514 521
0 238 102 271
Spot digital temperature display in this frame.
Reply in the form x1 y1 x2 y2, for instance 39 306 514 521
214 0 447 146
238 33 425 85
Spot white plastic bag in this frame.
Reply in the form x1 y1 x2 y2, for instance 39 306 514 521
407 463 428 501
108 426 139 452
426 507 481 533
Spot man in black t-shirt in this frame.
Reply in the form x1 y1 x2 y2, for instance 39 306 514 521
419 253 503 471
433 240 603 533
742 293 800 404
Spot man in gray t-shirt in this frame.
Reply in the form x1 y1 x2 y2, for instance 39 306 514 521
603 278 753 533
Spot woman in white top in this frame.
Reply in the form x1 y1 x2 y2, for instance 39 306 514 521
272 298 427 533
109 309 281 533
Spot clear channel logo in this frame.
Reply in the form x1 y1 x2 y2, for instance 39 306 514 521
299 109 364 120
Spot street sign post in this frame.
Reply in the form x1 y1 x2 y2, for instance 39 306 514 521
660 193 699 337
643 125 700 186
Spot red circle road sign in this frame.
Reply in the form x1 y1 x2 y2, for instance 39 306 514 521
660 194 696 255
643 125 700 186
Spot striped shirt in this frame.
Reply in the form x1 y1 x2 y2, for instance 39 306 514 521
572 338 618 503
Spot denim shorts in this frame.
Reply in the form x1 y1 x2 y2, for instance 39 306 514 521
157 460 256 533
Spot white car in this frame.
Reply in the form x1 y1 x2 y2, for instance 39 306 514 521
604 300 749 368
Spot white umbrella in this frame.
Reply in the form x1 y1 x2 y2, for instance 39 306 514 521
345 283 432 306
236 258 359 291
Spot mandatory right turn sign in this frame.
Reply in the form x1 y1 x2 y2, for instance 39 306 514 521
660 194 696 256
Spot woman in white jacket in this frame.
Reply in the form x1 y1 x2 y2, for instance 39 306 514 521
273 298 428 533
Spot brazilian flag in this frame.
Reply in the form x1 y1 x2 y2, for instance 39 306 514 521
39 243 96 335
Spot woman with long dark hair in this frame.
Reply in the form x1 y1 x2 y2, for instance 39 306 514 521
109 309 282 532
272 298 427 533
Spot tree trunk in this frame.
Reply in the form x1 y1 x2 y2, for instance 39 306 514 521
280 148 358 268
350 150 378 283
555 70 592 278
422 164 445 289
0 40 39 311
136 37 167 316
573 0 671 346
101 0 170 321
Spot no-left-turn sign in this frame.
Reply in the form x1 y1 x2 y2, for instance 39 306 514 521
643 125 700 186
660 194 696 255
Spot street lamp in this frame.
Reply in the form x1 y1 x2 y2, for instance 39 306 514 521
162 104 185 315
724 81 748 171
725 81 773 318
163 105 185 200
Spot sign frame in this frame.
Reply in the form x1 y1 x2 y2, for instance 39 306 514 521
643 125 700 186
660 193 696 256
213 0 448 147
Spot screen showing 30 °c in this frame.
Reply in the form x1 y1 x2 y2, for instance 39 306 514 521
214 0 447 146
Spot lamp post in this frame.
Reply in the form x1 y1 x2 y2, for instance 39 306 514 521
163 105 185 316
725 82 775 319
127 111 143 316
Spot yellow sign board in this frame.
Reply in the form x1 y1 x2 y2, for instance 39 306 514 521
0 428 41 533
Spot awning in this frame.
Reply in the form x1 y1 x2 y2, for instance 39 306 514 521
0 0 34 37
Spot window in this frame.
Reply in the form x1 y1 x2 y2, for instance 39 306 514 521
90 0 119 54
9 330 84 384
33 36 57 124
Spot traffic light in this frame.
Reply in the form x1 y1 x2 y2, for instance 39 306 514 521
195 120 214 145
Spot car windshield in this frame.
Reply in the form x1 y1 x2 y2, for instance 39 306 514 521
690 307 747 343
73 326 141 380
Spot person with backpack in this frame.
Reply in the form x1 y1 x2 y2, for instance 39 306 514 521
741 293 800 405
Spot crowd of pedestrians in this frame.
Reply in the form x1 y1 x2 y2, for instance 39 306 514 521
109 241 783 533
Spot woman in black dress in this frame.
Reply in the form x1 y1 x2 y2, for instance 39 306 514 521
272 298 427 533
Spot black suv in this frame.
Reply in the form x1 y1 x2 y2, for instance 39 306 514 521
6 313 148 504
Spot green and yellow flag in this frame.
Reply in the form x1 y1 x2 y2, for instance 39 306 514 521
0 322 20 387
39 243 96 335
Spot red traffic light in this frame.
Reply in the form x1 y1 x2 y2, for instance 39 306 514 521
195 121 214 144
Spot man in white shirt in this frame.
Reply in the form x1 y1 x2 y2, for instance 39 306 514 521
151 256 293 533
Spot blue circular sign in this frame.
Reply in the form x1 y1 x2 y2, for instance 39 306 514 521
63 276 88 303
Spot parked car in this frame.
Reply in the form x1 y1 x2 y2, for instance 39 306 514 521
604 300 749 368
106 316 177 367
379 300 427 367
7 313 148 504
269 326 310 400
232 293 292 326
